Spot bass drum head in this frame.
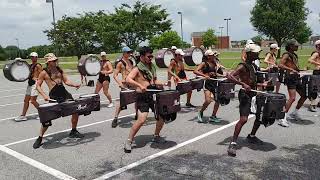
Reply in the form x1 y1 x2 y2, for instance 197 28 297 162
85 56 101 76
11 61 30 82
155 49 174 68
191 48 204 65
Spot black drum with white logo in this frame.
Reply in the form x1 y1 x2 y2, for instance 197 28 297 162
214 81 236 106
155 90 181 122
61 94 100 117
302 75 320 99
78 55 101 76
183 47 204 66
3 59 31 82
176 80 193 95
79 94 101 112
155 48 174 68
120 89 137 110
38 103 62 123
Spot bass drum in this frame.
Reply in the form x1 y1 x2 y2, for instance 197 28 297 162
78 54 101 76
184 47 204 66
3 59 31 82
155 48 174 68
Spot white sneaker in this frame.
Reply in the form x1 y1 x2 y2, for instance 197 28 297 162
36 116 40 120
14 116 27 122
107 103 114 108
278 119 289 127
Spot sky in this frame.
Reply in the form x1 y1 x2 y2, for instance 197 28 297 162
0 0 319 49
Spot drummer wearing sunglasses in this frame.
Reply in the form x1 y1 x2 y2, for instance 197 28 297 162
33 53 82 149
124 46 166 153
168 49 196 108
308 40 320 110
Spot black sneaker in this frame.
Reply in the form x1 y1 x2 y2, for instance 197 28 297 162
124 139 132 153
246 134 263 145
227 143 237 157
111 117 118 128
186 103 196 108
33 136 43 149
69 129 84 138
152 135 167 144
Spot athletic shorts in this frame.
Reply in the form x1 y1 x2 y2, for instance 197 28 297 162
26 84 38 96
98 74 110 84
238 89 256 116
284 74 306 97
136 93 154 113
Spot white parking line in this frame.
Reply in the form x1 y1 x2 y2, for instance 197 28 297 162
0 145 76 180
0 93 25 99
93 114 255 180
0 88 25 93
3 113 135 147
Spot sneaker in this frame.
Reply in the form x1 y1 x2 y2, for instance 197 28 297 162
197 112 205 123
151 135 166 144
186 103 196 108
250 96 257 114
111 117 118 128
33 136 43 149
69 129 84 138
246 134 263 145
124 139 132 153
308 106 317 112
288 111 302 121
209 116 221 123
36 116 40 120
107 103 114 108
14 116 27 122
278 119 289 127
227 143 237 157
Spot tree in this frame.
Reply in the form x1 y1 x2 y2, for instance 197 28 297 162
201 29 218 48
251 35 265 46
0 45 8 61
4 46 19 60
27 45 55 58
112 1 172 49
251 0 312 56
149 31 182 49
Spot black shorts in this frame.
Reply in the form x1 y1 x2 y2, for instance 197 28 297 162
204 79 217 93
136 93 154 113
238 89 256 117
284 74 306 97
98 74 110 84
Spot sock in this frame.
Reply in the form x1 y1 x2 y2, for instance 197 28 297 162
250 134 255 138
231 142 237 145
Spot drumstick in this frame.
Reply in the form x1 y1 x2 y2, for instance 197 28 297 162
195 76 227 81
146 89 163 92
48 99 57 102
241 88 268 94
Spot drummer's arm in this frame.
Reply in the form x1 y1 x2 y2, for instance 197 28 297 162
264 53 276 66
125 67 144 89
308 53 320 66
113 63 124 88
62 74 80 89
36 71 49 101
193 63 209 79
167 61 180 80
227 65 246 86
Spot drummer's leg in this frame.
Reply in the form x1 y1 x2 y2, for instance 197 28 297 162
30 96 39 109
154 117 165 137
275 81 281 93
21 95 31 116
200 90 212 113
186 91 192 104
128 110 148 141
71 114 79 129
102 81 112 103
94 81 103 94
212 100 220 117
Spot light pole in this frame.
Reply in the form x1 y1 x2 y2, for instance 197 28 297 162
46 0 56 29
219 26 224 49
224 18 231 37
15 38 20 57
178 12 183 46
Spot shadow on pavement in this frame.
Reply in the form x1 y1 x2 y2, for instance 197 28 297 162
132 135 177 151
288 118 315 125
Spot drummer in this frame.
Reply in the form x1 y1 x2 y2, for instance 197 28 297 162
15 52 43 122
278 40 307 127
307 40 320 111
263 43 281 93
33 53 82 149
227 44 269 157
194 50 224 123
94 51 113 108
241 39 254 62
112 46 136 128
124 46 166 153
168 49 196 108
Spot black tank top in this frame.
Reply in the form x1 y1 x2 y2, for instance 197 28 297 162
202 62 217 77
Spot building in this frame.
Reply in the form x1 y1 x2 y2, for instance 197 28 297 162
191 32 230 49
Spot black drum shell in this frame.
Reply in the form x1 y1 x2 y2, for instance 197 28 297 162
214 81 235 105
256 92 286 120
190 78 204 91
78 55 101 76
155 49 174 68
3 60 31 82
302 75 320 94
79 94 101 112
120 90 137 109
38 103 62 123
183 47 204 66
155 90 181 122
176 81 193 95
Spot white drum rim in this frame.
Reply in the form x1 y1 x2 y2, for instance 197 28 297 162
192 48 204 65
40 103 59 107
80 94 99 98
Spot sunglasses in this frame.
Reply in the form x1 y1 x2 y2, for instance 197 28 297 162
147 55 154 59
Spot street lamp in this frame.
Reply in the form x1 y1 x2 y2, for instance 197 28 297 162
177 12 183 46
46 0 56 29
219 26 224 49
224 18 231 37
15 38 20 57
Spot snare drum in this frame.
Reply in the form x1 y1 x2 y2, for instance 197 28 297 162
78 55 101 76
176 80 193 95
120 89 137 110
79 93 100 111
155 90 181 122
214 81 235 106
190 78 204 91
38 103 61 123
256 92 286 122
302 75 320 99
3 59 31 82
